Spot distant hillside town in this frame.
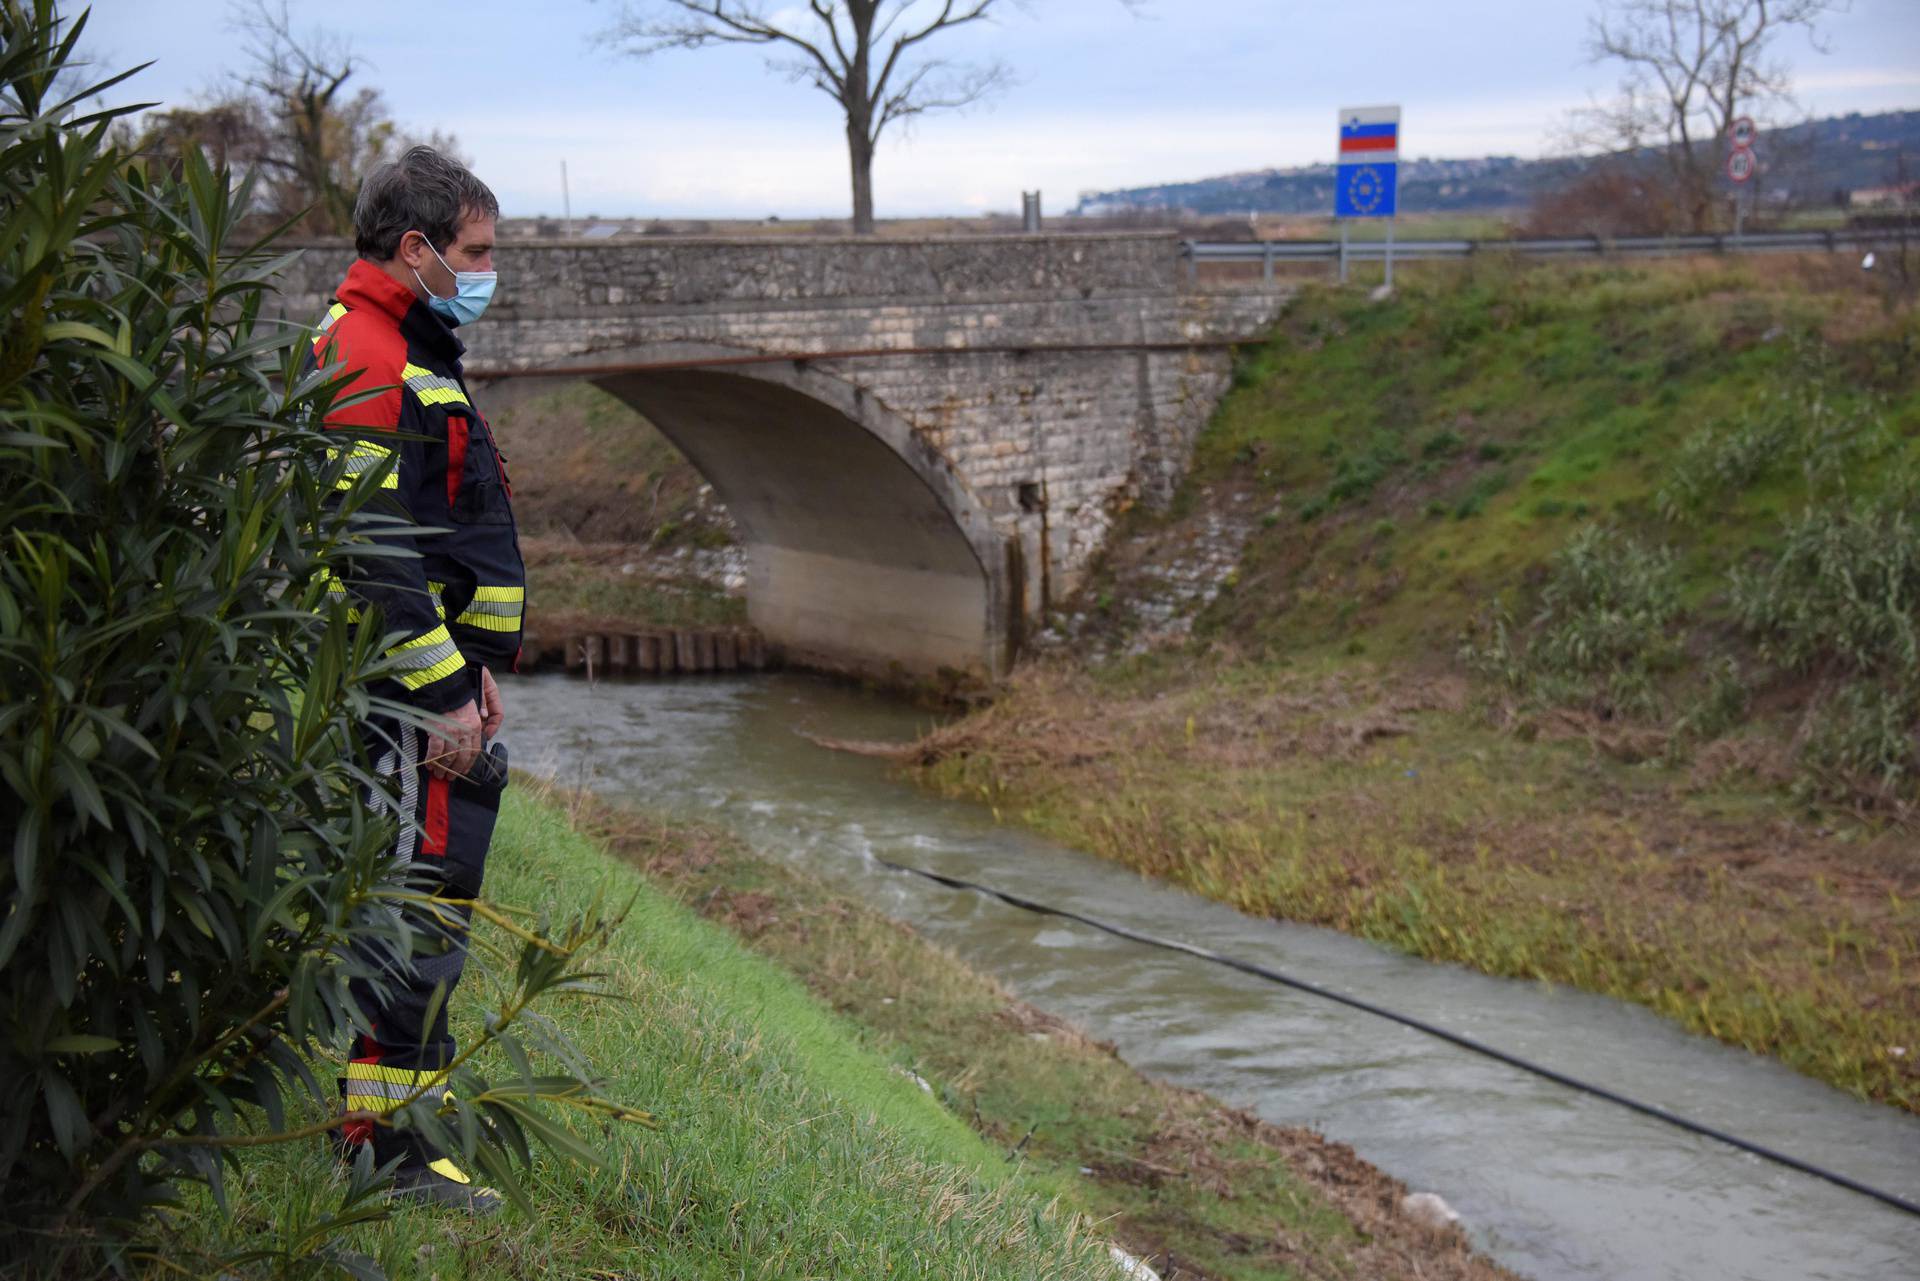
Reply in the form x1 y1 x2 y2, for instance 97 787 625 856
1072 109 1920 218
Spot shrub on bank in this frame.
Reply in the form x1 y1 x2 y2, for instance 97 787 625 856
0 4 626 1270
1465 525 1685 722
1732 496 1920 803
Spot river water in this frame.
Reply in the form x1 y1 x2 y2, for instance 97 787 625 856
508 671 1920 1281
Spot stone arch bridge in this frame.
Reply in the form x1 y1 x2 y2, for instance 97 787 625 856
280 234 1287 679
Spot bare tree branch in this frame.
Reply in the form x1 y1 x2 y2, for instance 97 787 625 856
870 0 994 112
600 1 845 92
874 56 1010 138
129 1 456 236
1581 0 1844 231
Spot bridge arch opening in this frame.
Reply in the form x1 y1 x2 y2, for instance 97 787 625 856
544 343 1015 679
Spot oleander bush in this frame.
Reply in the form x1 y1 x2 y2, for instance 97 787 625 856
0 4 632 1271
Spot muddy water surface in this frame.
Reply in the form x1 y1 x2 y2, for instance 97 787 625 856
509 672 1920 1281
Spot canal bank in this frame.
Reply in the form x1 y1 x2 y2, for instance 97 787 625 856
511 670 1920 1281
548 778 1510 1281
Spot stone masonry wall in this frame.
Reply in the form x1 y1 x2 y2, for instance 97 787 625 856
277 234 1288 609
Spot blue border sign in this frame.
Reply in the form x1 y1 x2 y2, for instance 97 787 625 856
1335 106 1400 219
1336 163 1397 217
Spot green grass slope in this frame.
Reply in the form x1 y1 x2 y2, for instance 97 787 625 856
164 787 1111 1280
1168 255 1920 806
1192 256 1918 658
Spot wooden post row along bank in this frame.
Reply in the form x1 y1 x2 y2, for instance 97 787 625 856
516 627 773 679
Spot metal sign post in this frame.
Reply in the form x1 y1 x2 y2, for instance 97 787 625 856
1726 116 1756 239
1334 105 1401 287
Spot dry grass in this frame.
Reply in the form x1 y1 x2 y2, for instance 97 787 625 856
918 661 1920 1113
520 536 746 639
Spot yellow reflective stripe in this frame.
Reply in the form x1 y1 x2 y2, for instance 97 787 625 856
399 656 464 692
346 1061 449 1086
344 1079 445 1102
316 571 363 622
332 439 392 462
456 611 521 633
318 302 349 333
427 1158 472 1186
387 624 464 691
390 624 454 657
401 362 470 409
316 573 455 633
344 1062 449 1115
333 473 399 491
328 439 398 490
455 582 523 633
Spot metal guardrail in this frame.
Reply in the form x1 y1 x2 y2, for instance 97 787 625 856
1181 227 1913 283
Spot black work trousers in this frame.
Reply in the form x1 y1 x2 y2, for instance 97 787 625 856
340 673 506 1132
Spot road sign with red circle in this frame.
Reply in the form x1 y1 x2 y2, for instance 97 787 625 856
1729 116 1757 150
1726 149 1756 183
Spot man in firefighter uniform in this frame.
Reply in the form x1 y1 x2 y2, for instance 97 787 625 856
312 146 523 1213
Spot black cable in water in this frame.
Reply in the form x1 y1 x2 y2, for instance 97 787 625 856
875 857 1920 1220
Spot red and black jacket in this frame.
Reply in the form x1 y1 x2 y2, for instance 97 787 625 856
308 260 525 714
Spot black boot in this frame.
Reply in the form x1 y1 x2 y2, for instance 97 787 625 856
384 1145 504 1216
334 1120 503 1216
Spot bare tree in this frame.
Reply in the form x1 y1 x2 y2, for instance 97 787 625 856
232 0 458 234
125 2 460 236
599 2 1019 234
1580 0 1842 231
1524 161 1688 238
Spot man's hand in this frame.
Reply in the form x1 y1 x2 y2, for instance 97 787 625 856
425 699 483 780
479 666 504 739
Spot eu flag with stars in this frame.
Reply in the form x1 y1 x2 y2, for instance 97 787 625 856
1336 162 1397 218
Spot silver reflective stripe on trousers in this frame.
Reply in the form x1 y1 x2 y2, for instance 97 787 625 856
396 725 420 864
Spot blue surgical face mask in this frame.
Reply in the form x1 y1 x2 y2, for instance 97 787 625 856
410 231 496 327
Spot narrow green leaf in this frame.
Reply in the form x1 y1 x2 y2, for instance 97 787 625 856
46 1034 119 1054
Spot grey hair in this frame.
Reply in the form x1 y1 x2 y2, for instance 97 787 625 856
353 146 499 260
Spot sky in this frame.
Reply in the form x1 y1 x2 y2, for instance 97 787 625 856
78 0 1920 219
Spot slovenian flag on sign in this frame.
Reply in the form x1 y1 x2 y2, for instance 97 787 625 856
1339 121 1398 154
